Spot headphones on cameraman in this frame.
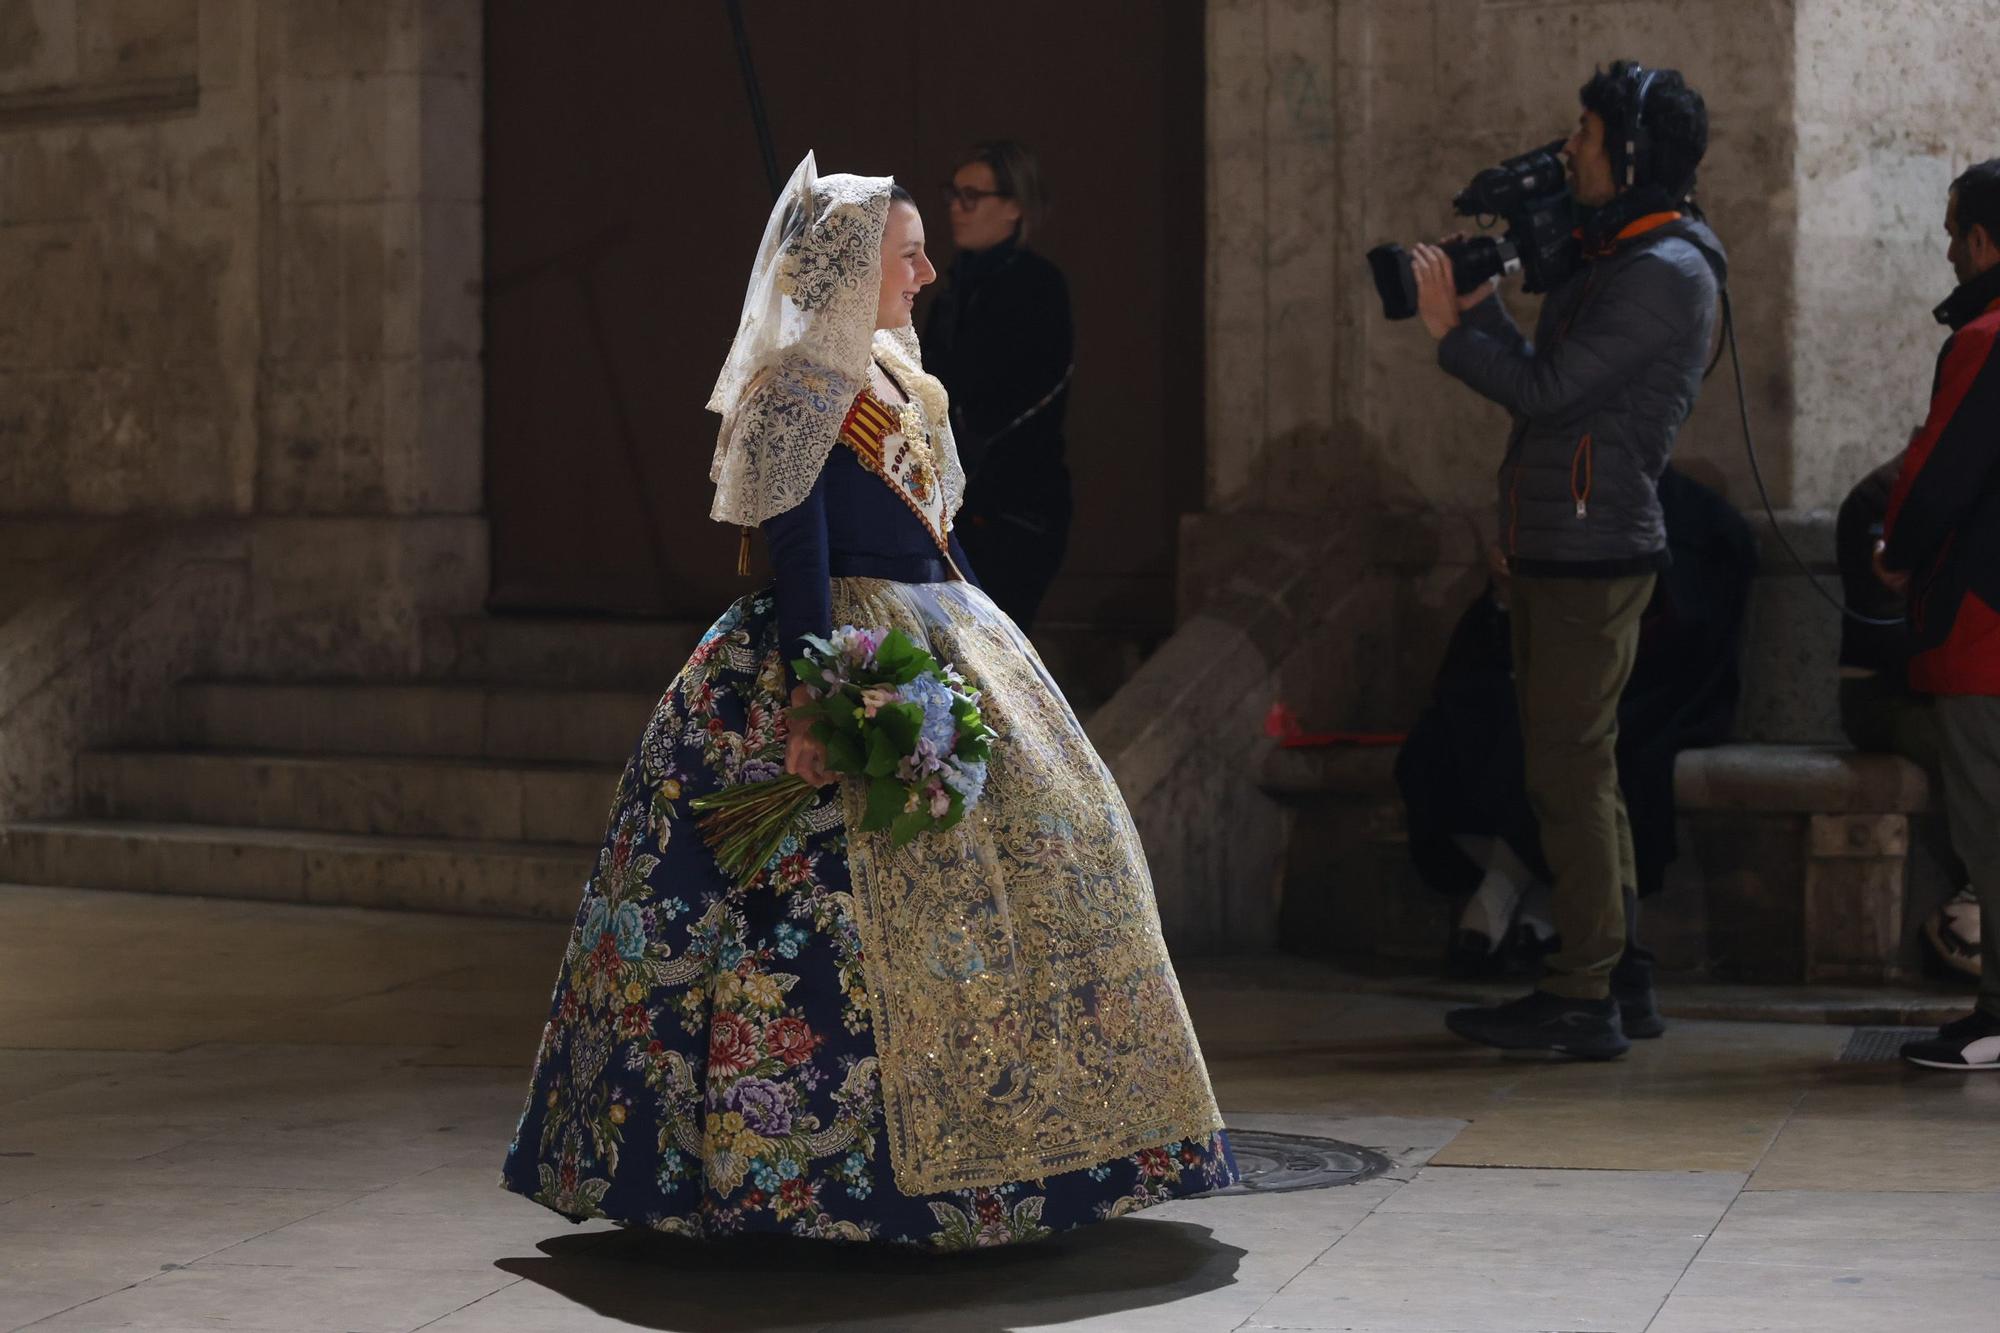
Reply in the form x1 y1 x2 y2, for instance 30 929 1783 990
1615 61 1663 191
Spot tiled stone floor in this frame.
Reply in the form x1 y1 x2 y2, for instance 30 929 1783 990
2 885 1997 1332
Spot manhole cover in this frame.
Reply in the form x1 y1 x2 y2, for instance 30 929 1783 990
1214 1130 1393 1194
1839 1027 1935 1063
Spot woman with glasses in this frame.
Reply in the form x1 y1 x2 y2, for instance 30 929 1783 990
924 141 1075 633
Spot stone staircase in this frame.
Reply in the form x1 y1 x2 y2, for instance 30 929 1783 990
0 617 703 921
0 613 1158 920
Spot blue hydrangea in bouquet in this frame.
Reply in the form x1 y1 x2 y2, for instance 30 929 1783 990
690 624 997 889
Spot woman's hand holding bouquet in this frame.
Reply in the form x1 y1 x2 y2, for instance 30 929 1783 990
692 625 997 889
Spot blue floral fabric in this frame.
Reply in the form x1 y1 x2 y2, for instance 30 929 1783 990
501 588 1236 1250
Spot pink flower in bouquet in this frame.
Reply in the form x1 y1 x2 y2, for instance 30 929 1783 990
828 626 880 669
927 781 952 819
896 737 945 783
860 685 901 718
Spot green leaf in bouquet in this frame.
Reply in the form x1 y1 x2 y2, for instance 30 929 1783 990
791 658 823 690
875 701 923 754
871 630 931 684
824 729 867 775
864 727 903 779
819 696 865 738
861 776 907 832
890 807 932 847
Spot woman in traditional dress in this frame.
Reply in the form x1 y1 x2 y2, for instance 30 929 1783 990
500 154 1235 1251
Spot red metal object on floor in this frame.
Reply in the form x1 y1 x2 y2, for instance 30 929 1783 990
1264 701 1406 750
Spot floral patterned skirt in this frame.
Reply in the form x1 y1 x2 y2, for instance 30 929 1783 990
500 584 1236 1251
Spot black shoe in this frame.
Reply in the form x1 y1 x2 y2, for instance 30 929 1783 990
1611 951 1666 1040
1901 1010 2000 1071
1445 990 1631 1061
1445 929 1507 979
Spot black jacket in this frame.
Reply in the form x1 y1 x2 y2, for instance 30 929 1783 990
922 240 1074 527
1880 264 2000 696
1836 458 1909 681
1438 214 1727 576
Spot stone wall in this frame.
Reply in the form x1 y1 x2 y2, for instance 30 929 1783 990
1789 0 2000 506
1203 0 2000 746
1208 0 1797 523
0 0 252 513
0 0 485 677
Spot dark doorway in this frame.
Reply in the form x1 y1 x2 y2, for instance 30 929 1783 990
484 2 1204 628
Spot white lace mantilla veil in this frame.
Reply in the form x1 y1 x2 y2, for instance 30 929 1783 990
708 151 965 531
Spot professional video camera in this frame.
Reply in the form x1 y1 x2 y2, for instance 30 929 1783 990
1368 140 1577 321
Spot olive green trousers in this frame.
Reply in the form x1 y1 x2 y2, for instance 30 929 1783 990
1510 574 1656 1001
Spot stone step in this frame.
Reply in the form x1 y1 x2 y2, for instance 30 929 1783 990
77 750 620 846
174 681 660 764
421 615 707 689
1028 619 1165 716
0 820 590 920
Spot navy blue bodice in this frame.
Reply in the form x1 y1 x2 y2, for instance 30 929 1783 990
762 446 978 672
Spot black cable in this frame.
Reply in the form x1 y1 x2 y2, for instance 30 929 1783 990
725 0 782 199
1725 287 1904 628
1703 314 1727 380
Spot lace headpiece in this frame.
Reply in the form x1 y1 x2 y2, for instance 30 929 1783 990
708 152 964 530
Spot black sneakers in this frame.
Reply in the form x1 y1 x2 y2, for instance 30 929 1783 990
1611 949 1666 1040
1900 1009 2000 1071
1445 990 1631 1061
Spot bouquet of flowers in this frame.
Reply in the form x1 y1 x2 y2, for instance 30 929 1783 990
690 625 997 889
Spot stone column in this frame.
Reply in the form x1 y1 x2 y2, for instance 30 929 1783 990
246 1 486 673
1788 0 2000 507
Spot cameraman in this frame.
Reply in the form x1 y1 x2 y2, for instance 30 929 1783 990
1413 62 1727 1060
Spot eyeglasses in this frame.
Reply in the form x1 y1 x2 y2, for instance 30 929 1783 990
942 184 1012 210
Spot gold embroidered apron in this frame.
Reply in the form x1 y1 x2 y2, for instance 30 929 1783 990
829 576 1224 1194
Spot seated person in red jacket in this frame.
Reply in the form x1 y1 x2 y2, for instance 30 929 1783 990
1838 459 1977 980
1878 159 2000 1072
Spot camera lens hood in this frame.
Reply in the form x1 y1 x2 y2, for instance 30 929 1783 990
1367 243 1419 321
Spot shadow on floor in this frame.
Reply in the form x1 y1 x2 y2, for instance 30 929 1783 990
498 1218 1246 1332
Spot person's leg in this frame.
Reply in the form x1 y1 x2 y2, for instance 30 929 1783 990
1885 692 1981 978
1902 693 2000 1070
1843 678 1977 975
1936 696 2000 1020
1457 837 1534 940
1614 790 1637 898
1502 595 1558 961
1445 575 1651 1060
1515 574 1655 1001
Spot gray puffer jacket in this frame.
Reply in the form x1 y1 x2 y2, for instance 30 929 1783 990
1438 216 1727 576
